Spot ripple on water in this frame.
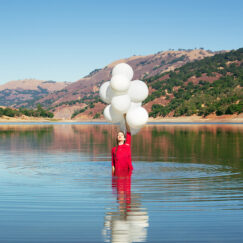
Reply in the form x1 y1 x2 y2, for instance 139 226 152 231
133 161 238 180
0 158 243 242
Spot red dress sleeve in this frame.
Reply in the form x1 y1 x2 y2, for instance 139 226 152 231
125 132 131 146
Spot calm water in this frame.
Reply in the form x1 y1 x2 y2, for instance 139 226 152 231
0 123 242 243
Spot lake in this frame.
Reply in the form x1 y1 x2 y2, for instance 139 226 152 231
0 123 242 242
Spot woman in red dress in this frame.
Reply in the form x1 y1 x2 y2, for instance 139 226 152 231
111 115 133 175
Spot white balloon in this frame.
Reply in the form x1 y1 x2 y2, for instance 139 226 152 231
112 63 134 81
111 94 131 114
129 101 142 110
126 102 142 126
99 81 111 104
119 116 140 135
128 80 149 102
103 105 111 122
126 107 148 129
110 75 130 92
106 85 126 100
99 81 126 104
103 105 123 123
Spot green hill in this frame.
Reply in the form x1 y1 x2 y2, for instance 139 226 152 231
144 48 243 117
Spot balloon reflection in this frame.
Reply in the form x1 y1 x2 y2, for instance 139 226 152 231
103 171 149 243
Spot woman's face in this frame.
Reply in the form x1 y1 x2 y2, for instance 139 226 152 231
117 132 125 143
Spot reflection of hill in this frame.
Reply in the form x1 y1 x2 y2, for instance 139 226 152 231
133 125 243 168
0 125 54 152
0 124 242 168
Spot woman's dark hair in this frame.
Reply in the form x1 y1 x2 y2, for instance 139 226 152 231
116 131 126 145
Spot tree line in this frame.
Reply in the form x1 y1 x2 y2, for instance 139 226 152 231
0 104 54 118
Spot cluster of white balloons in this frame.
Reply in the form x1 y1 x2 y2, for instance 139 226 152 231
99 63 149 134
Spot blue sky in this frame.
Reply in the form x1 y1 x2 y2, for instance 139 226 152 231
0 0 242 84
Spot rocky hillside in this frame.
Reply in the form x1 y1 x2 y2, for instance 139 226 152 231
144 48 243 118
69 48 242 120
37 49 218 119
0 79 70 108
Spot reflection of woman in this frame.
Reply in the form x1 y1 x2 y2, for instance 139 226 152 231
112 171 132 214
103 170 149 243
111 115 133 175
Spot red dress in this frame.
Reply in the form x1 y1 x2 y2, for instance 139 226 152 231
111 132 133 173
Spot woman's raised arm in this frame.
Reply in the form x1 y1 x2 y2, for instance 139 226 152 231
124 114 130 133
124 114 131 145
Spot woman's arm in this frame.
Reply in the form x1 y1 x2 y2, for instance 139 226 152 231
111 149 115 172
128 149 133 171
124 114 131 145
124 114 130 133
112 166 115 174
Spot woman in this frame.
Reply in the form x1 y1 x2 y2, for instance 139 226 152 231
111 115 133 175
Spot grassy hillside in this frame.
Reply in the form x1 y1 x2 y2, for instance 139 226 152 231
144 48 243 117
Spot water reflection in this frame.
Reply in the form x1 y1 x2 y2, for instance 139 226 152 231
0 124 242 168
103 171 149 243
0 123 242 242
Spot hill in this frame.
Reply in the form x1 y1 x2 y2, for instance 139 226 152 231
69 48 242 120
144 48 243 118
36 49 217 119
0 79 70 108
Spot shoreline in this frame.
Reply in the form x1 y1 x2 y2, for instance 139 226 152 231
147 115 243 124
0 115 242 124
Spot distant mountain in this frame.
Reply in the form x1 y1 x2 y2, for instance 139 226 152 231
36 49 218 119
144 48 243 118
0 79 70 107
0 49 228 119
